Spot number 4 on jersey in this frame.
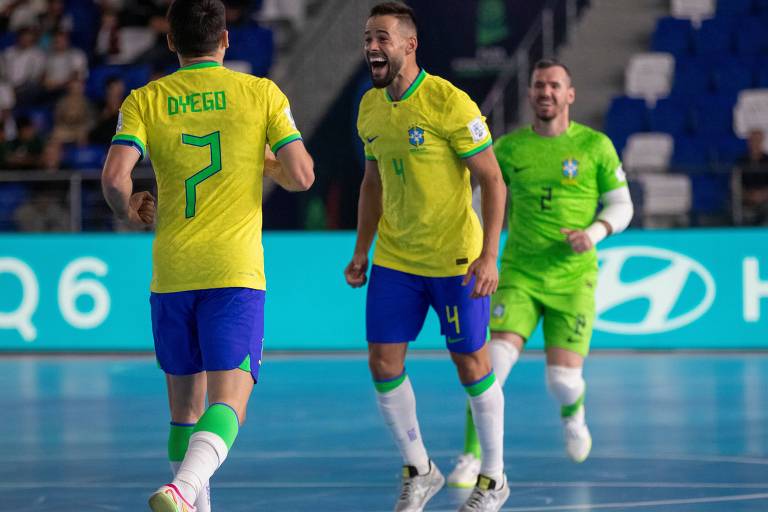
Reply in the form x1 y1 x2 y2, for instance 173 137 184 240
182 131 222 218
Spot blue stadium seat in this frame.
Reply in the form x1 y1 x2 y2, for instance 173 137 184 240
12 106 53 134
715 135 748 164
716 0 754 17
67 0 100 53
690 172 731 215
61 145 107 170
604 96 648 153
670 57 713 97
692 94 737 135
86 65 151 101
756 0 768 14
226 24 274 77
735 17 768 55
693 18 735 56
711 59 755 94
758 62 768 87
651 17 693 58
648 98 692 135
0 184 28 230
673 136 713 168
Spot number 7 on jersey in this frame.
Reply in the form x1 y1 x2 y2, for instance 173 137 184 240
182 131 222 218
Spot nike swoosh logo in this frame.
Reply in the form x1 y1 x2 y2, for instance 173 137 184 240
513 167 531 173
447 337 465 344
366 136 379 143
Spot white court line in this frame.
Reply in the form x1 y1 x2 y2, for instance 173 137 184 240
2 481 768 490
6 449 768 465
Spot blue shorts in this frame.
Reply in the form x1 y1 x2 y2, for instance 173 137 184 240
366 265 490 353
150 287 265 382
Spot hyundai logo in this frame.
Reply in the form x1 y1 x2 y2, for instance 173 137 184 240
596 246 716 334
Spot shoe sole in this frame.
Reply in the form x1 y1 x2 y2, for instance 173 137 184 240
148 492 180 512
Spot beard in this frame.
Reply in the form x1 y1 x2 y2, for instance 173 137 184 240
368 55 402 89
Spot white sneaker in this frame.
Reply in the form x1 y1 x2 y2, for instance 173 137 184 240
148 484 197 512
458 473 510 512
447 453 481 488
564 418 592 463
394 461 445 512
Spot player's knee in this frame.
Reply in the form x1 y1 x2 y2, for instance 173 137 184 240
451 350 492 384
368 355 404 381
546 365 585 405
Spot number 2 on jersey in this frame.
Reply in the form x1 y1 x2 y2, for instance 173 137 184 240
182 131 222 218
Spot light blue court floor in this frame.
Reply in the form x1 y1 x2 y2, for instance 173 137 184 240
2 353 768 511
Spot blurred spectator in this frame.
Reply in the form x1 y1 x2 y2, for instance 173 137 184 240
38 0 74 47
89 76 125 145
51 78 95 146
95 10 121 64
2 0 46 33
14 191 69 231
3 26 45 102
4 115 43 169
43 30 88 96
737 130 768 225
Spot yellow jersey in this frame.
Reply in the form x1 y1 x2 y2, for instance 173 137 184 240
112 61 301 293
357 69 492 277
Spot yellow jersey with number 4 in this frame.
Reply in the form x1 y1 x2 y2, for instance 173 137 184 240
357 69 492 277
112 61 301 293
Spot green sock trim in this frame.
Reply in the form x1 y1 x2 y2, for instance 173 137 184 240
168 423 194 462
561 391 585 418
464 372 496 397
463 402 482 458
238 354 251 372
373 372 407 393
193 403 239 449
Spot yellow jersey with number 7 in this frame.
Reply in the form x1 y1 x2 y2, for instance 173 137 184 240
112 61 301 293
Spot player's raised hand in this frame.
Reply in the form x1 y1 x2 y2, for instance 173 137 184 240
561 228 593 253
463 253 499 298
127 191 156 228
344 253 369 287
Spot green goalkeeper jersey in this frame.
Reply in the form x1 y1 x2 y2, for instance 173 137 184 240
494 122 627 289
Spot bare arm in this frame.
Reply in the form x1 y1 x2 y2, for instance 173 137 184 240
464 146 506 297
101 145 155 227
264 141 315 191
344 160 382 287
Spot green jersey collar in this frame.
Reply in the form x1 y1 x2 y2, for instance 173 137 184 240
179 61 222 71
385 68 427 102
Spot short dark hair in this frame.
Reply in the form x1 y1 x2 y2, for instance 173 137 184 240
167 0 226 57
369 2 417 34
530 58 573 85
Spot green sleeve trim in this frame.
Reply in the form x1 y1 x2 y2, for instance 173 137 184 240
365 154 377 161
271 133 302 154
464 371 496 397
457 138 493 159
112 134 146 158
373 372 407 393
561 391 586 418
168 423 194 462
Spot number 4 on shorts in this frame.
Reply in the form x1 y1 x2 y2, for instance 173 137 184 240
182 131 222 218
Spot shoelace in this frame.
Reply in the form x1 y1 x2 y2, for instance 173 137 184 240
399 479 413 501
465 487 489 509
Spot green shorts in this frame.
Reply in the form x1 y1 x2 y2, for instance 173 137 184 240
489 277 596 357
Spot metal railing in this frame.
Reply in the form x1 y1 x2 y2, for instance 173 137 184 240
0 168 156 232
481 0 583 136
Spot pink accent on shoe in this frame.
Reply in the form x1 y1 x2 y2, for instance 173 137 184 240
163 484 196 511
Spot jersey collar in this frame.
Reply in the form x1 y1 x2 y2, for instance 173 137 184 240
178 61 222 71
385 68 427 103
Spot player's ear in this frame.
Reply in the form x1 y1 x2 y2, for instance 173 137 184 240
166 33 176 53
406 35 417 55
221 29 229 50
567 86 575 105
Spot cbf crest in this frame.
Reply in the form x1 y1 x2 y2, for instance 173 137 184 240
408 125 425 150
562 158 579 184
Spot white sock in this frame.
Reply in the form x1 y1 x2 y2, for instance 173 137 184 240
468 378 505 480
375 376 430 474
488 339 520 385
173 432 229 505
546 365 586 424
171 461 211 512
